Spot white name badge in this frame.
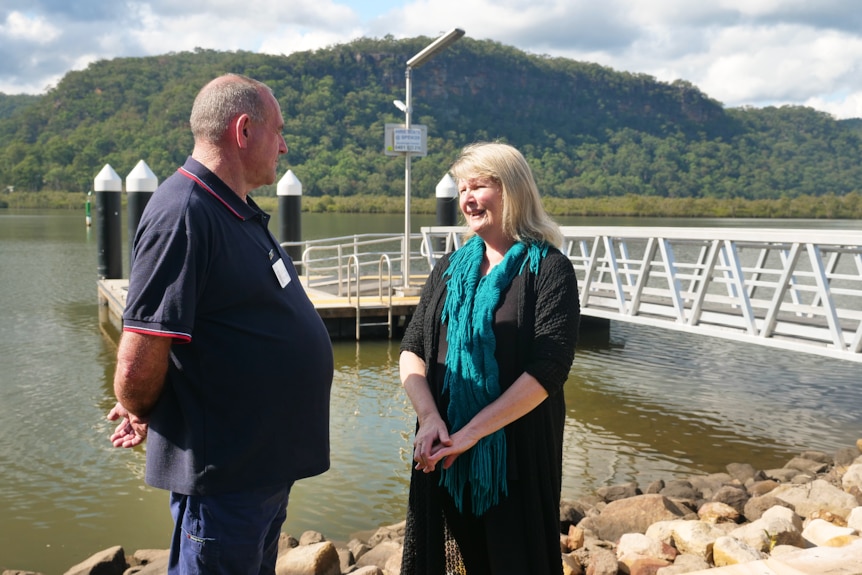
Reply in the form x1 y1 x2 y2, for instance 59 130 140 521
272 258 291 288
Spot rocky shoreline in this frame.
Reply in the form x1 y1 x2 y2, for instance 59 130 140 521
7 439 862 575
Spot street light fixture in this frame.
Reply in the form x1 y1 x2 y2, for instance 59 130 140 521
397 28 465 295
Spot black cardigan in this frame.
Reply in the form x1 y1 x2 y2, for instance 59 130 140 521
400 246 580 575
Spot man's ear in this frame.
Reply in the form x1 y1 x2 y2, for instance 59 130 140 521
235 114 251 149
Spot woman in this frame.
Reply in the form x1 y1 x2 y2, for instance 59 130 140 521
399 142 580 574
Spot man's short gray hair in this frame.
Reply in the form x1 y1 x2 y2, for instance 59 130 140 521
189 74 272 143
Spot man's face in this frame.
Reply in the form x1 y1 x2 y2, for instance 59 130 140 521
246 91 288 188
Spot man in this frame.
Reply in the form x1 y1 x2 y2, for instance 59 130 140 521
107 73 333 574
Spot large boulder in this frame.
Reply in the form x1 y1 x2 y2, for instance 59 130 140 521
770 479 858 519
275 541 340 575
712 535 766 566
579 494 689 542
668 520 727 562
62 546 126 575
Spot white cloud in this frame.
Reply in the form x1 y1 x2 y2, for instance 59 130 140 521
0 0 861 119
1 11 61 43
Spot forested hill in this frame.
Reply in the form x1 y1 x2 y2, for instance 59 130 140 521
1 36 860 200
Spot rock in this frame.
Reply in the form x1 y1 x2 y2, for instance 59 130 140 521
597 481 640 502
810 509 848 526
841 463 862 492
644 480 664 494
275 541 340 575
335 547 353 573
743 495 794 521
62 546 126 575
280 533 299 554
712 535 765 566
790 472 817 484
801 518 860 547
125 549 169 574
847 507 862 532
654 553 710 574
383 548 403 575
799 450 832 464
562 552 584 575
627 557 671 575
697 501 739 524
561 499 587 531
729 511 804 552
354 540 402 573
579 494 689 542
298 530 326 545
747 479 779 497
763 468 798 482
785 456 829 475
350 567 383 575
689 474 732 501
835 447 861 466
644 520 679 546
366 521 405 547
770 479 859 519
669 520 726 561
762 504 803 531
769 538 862 572
726 463 760 483
710 485 749 515
584 546 617 575
565 525 585 551
617 532 675 562
347 537 371 562
660 480 698 502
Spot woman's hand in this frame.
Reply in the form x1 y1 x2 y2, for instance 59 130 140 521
413 413 452 473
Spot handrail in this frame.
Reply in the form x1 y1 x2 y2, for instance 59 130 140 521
342 253 396 340
290 233 426 294
345 254 362 340
420 226 465 267
377 254 394 339
561 227 862 362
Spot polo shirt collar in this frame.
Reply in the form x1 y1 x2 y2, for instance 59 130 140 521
179 157 264 222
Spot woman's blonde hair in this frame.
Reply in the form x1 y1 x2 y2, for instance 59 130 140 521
449 142 563 247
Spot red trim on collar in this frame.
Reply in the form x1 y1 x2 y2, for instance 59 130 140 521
178 167 244 220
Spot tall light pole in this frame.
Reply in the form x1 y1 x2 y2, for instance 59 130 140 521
397 28 464 294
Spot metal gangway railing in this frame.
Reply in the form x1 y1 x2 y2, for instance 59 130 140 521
420 225 862 363
283 233 429 295
282 233 428 339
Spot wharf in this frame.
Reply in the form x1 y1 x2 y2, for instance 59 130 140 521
96 277 422 340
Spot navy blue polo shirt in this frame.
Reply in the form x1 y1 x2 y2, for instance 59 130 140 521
123 157 333 495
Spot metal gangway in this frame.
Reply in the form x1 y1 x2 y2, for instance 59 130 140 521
420 226 862 363
285 233 431 339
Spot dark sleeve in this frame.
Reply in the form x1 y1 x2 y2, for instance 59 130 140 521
400 254 450 360
524 249 580 395
123 196 202 341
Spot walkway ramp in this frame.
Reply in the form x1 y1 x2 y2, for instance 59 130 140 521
422 226 862 362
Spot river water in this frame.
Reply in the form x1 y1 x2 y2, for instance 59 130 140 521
1 209 860 573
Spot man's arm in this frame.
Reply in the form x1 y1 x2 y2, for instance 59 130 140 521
107 331 172 448
113 331 173 417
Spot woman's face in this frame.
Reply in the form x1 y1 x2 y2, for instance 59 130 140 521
458 176 504 239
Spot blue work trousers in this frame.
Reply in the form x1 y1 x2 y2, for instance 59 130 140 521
168 482 293 575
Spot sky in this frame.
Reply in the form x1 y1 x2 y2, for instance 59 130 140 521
2 0 862 119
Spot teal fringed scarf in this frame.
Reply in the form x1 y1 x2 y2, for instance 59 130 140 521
440 235 547 516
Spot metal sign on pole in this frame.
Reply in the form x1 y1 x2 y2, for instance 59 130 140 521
385 28 464 296
384 124 427 156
